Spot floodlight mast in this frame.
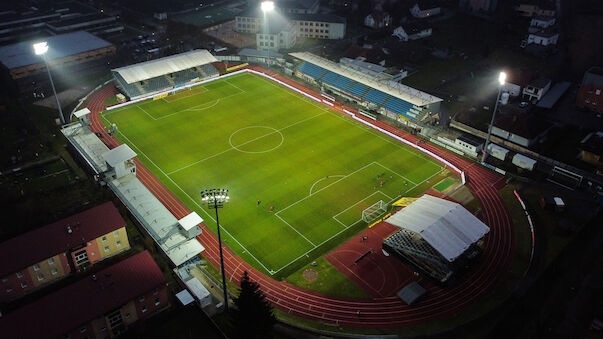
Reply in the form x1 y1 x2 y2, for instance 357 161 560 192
200 188 230 311
483 71 506 163
261 1 275 65
33 42 65 125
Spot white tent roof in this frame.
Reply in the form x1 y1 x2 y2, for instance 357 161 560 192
73 108 91 119
185 277 212 307
112 49 218 84
175 289 195 306
178 212 203 231
289 52 442 106
385 194 489 262
102 144 136 167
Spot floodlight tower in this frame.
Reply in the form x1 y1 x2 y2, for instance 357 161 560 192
261 1 275 65
33 42 65 125
200 188 230 311
483 71 506 163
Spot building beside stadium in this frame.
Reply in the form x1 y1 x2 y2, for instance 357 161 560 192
0 202 130 302
0 251 168 339
0 30 115 95
112 49 219 100
382 194 489 284
290 52 442 125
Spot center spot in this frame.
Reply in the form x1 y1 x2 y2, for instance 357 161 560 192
229 126 284 154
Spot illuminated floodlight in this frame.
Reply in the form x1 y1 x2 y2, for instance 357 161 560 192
33 42 49 55
498 72 506 86
261 1 274 12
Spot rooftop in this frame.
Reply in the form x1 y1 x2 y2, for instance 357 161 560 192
0 202 125 278
494 113 552 139
582 66 603 87
0 31 113 70
288 13 346 24
102 144 136 167
0 251 165 339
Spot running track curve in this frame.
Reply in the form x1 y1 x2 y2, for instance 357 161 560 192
85 74 513 328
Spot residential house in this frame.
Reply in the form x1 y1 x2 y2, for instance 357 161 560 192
530 15 556 29
392 23 432 42
515 3 556 17
410 2 442 18
364 11 392 29
576 66 603 113
527 29 559 46
502 68 534 97
0 251 168 339
579 132 603 174
0 202 130 302
459 0 498 14
522 78 551 103
491 114 552 148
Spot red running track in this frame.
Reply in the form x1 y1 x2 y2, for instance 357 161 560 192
85 70 513 328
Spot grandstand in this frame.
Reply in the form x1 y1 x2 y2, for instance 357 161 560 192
382 195 489 284
290 52 442 121
112 50 219 100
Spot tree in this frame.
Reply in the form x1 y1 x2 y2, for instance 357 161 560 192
231 271 276 338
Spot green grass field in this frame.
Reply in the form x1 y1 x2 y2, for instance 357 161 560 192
102 73 444 278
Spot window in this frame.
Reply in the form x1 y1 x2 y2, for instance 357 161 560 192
116 241 121 247
2 278 7 283
142 306 147 313
597 89 601 95
125 313 131 318
52 268 58 275
114 231 119 237
21 282 27 288
6 288 12 293
104 246 109 252
38 274 44 281
33 264 40 271
326 24 329 27
79 327 86 333
16 272 23 278
153 288 159 296
155 298 161 306
100 327 106 332
139 296 145 302
102 236 107 242
48 258 55 265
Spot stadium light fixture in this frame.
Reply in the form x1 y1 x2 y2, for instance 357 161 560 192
200 188 230 311
498 71 506 86
261 1 274 12
483 71 507 163
33 41 65 125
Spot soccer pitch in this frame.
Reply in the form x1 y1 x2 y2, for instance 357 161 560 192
102 72 445 277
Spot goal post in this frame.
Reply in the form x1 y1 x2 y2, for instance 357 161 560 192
362 200 388 223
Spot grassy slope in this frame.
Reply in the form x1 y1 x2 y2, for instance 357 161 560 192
103 73 442 278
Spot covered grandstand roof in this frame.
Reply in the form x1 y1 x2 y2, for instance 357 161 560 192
112 49 218 84
289 52 441 106
385 194 489 262
0 31 113 70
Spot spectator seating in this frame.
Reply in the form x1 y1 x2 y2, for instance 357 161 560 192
362 89 389 105
297 62 328 80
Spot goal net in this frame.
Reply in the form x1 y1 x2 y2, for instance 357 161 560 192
549 166 583 190
362 200 388 223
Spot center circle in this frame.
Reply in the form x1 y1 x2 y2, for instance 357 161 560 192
229 126 284 154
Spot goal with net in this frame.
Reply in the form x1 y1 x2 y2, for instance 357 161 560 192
362 200 388 223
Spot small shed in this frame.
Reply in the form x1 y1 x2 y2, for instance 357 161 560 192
175 289 195 306
178 212 203 238
185 277 212 308
512 153 537 171
397 281 427 305
488 143 509 161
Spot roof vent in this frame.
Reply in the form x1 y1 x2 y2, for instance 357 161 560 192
66 225 73 234
92 274 97 281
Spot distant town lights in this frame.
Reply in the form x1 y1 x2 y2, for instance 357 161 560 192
498 72 507 86
261 1 275 12
33 42 48 55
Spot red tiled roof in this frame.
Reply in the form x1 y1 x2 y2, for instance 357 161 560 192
0 202 126 277
0 251 166 338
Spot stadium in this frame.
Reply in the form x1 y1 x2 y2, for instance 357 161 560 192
62 48 513 329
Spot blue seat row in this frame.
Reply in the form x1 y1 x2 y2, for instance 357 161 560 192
347 82 370 97
297 62 328 79
362 89 389 105
382 96 413 115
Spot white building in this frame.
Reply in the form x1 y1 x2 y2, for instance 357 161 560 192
364 12 392 29
527 30 559 46
515 4 556 17
530 15 556 29
102 144 136 180
290 13 346 39
392 25 432 42
410 3 441 19
257 20 297 51
277 0 320 14
522 78 552 102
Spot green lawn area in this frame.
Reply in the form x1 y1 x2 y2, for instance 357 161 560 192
285 258 370 299
102 73 443 279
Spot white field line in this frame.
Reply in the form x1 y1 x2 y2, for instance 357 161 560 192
331 191 389 229
224 78 246 93
374 161 418 185
168 111 327 175
249 73 328 111
137 105 157 120
275 214 316 247
275 161 377 215
109 127 275 274
162 85 209 103
308 175 344 195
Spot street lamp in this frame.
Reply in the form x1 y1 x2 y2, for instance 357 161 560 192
261 1 274 66
200 188 230 311
483 71 506 163
33 42 65 125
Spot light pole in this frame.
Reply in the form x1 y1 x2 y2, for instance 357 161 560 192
483 71 506 163
33 42 65 125
200 188 230 311
261 1 274 66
